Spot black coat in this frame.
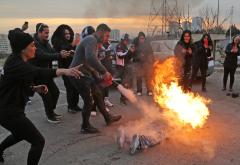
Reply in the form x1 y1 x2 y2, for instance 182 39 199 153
224 43 240 69
0 54 56 115
192 41 212 68
132 40 154 64
30 34 60 68
174 41 194 67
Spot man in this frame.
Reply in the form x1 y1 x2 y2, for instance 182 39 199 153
31 23 70 123
116 33 135 105
70 24 122 134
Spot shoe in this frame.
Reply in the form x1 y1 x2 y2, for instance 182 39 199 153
0 152 4 163
222 87 226 91
130 134 140 155
147 92 153 96
68 106 82 114
229 89 233 92
137 92 142 96
104 97 114 107
106 114 122 126
91 111 97 117
105 107 110 112
81 125 100 134
53 112 62 119
202 88 207 92
47 116 61 124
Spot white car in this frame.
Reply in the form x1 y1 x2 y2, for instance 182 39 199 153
151 40 215 76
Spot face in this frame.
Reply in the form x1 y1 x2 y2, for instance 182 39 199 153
123 40 129 46
38 27 49 41
139 36 145 44
102 31 110 43
183 33 191 44
23 42 36 60
234 36 240 44
64 29 71 41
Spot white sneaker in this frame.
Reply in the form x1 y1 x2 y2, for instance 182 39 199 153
91 111 97 117
137 92 142 96
148 92 153 96
105 107 110 112
104 97 114 107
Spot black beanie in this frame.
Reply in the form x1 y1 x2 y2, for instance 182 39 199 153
8 29 34 53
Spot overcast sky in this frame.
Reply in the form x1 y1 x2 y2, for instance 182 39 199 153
0 0 239 35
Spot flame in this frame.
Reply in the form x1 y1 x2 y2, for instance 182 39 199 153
152 57 210 129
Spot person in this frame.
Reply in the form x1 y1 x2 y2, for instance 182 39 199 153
0 29 81 165
69 24 122 133
191 33 213 92
100 41 115 107
115 34 135 104
174 30 194 92
51 24 82 113
222 35 240 92
30 23 70 123
132 32 154 96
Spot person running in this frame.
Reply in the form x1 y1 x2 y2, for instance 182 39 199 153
222 35 240 92
0 29 81 165
174 30 194 92
191 33 213 92
51 24 82 113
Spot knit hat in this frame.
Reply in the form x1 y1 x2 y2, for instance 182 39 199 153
121 33 130 41
81 26 95 39
8 29 33 53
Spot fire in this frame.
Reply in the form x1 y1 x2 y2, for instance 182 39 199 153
152 57 210 129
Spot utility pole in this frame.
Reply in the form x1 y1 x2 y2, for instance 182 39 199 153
216 0 220 27
229 6 234 42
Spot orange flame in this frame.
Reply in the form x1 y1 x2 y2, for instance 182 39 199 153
152 57 210 129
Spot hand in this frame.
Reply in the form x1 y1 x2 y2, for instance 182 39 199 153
203 44 208 49
187 48 192 54
60 50 70 58
32 85 48 94
69 50 75 57
182 49 187 54
102 71 112 82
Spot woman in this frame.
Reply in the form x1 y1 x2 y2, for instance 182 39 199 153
223 35 240 92
51 24 82 113
191 34 213 92
0 29 81 164
132 32 154 96
174 30 194 92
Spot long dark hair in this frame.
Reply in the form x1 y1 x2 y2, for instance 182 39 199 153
179 30 192 48
200 33 213 46
51 24 74 50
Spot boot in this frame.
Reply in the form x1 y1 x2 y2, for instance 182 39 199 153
0 152 4 162
81 124 100 134
106 113 122 126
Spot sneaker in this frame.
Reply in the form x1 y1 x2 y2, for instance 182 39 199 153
91 111 97 117
53 112 62 119
222 87 226 91
202 88 207 92
147 92 153 96
137 92 142 96
104 97 114 107
105 107 110 112
130 134 140 155
0 152 4 163
106 114 122 126
229 89 233 92
68 106 81 114
81 125 100 134
47 116 61 124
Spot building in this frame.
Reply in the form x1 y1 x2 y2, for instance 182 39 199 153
182 21 191 31
0 34 11 56
110 29 120 41
192 17 203 32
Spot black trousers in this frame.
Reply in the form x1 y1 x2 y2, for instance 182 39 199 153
62 75 79 108
0 114 45 165
223 66 237 89
38 79 60 118
191 63 207 89
135 63 152 93
180 63 192 90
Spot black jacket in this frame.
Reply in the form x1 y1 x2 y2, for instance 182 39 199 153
31 34 60 68
0 54 56 115
132 40 154 64
224 43 240 69
174 41 194 66
192 41 212 67
52 40 75 68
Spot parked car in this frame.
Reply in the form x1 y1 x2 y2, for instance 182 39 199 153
151 40 215 76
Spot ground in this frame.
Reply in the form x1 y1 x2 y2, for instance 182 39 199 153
0 71 240 165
